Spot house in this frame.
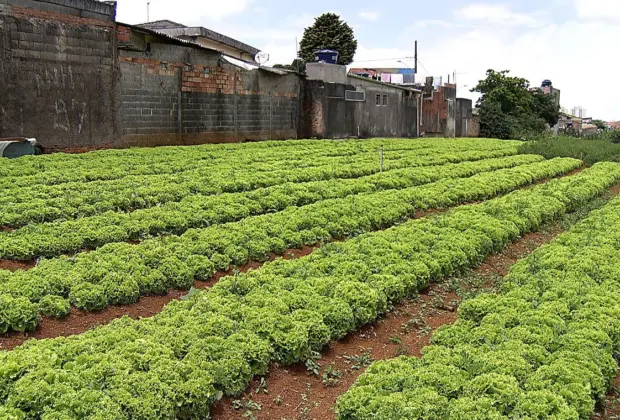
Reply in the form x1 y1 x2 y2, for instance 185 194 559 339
557 113 583 135
348 68 416 85
541 80 561 109
581 123 598 136
608 121 620 130
137 20 260 63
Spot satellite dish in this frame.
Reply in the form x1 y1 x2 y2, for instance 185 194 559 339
254 51 269 66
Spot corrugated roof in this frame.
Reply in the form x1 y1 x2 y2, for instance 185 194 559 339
136 22 260 57
118 22 219 53
119 23 289 77
137 20 187 30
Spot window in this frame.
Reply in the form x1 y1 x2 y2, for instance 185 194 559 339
375 94 381 106
345 90 365 102
382 95 388 106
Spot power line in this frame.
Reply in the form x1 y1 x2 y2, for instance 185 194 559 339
416 58 431 76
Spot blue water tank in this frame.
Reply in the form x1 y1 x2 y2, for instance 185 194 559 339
314 50 339 64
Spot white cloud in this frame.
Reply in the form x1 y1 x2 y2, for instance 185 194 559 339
574 0 620 20
206 13 314 64
457 4 540 26
358 11 380 21
406 17 619 119
414 20 455 29
348 3 620 120
115 0 253 25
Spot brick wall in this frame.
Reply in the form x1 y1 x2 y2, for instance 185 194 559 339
0 0 119 150
422 84 457 137
118 27 302 146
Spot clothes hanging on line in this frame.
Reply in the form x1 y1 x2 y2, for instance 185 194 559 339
390 74 404 84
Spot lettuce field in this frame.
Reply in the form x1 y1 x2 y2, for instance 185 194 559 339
0 138 618 419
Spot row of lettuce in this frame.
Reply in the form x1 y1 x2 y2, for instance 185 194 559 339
335 185 620 420
0 154 545 259
0 158 581 332
0 164 618 419
0 138 512 190
0 138 398 186
0 142 520 227
0 137 478 178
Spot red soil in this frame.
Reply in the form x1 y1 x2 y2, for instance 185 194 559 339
210 228 564 420
0 258 35 271
597 369 620 419
0 246 316 350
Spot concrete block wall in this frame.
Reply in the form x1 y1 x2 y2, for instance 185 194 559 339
302 77 418 139
117 26 301 146
0 0 118 150
455 98 473 138
468 114 480 137
0 0 432 150
119 57 181 146
349 76 418 138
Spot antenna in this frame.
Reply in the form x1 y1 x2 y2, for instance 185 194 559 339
254 51 269 66
147 1 150 22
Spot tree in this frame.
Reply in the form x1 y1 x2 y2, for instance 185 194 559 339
472 69 559 139
592 119 607 130
530 88 560 127
272 59 307 74
472 70 532 115
479 101 512 140
299 13 357 65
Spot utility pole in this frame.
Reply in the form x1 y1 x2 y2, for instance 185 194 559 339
295 37 299 72
414 40 418 84
147 1 150 22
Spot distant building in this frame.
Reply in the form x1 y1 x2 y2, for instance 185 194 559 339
137 20 260 63
608 121 620 130
582 124 598 136
541 80 561 109
348 68 416 85
571 106 587 118
557 112 583 135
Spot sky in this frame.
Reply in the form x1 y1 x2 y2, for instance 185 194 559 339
116 0 620 121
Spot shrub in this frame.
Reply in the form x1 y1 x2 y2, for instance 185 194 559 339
519 136 620 166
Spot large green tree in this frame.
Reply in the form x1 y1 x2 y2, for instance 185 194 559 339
299 13 358 65
592 119 607 130
472 69 559 139
472 70 532 115
530 88 560 127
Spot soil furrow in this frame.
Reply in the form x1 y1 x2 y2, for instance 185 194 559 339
210 182 619 420
0 169 588 350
